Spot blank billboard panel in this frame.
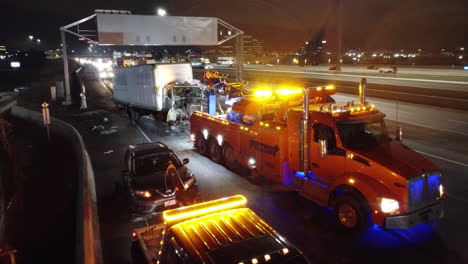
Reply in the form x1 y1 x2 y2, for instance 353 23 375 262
97 14 218 46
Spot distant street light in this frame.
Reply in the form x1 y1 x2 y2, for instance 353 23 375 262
37 39 41 43
29 35 34 40
157 8 167 16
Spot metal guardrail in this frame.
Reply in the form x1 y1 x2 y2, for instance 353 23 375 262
10 106 103 264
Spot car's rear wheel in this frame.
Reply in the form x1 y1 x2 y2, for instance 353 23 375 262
222 143 236 170
195 132 208 156
208 138 222 163
333 194 372 234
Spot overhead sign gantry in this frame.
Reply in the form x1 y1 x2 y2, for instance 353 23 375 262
60 10 244 104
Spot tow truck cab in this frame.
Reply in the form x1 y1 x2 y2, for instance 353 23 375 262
131 195 310 264
285 102 443 229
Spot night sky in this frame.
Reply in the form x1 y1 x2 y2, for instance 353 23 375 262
2 0 467 52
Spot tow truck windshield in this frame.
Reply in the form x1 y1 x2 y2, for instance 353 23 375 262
337 119 391 150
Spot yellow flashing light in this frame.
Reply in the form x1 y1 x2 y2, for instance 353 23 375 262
325 84 335 90
274 88 302 96
348 178 355 184
265 123 270 127
276 126 281 130
260 122 264 126
316 87 322 91
254 89 273 98
163 195 248 223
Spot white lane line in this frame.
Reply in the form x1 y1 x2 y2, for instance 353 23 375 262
133 121 152 143
401 122 468 136
415 150 468 168
448 119 468 125
248 68 468 85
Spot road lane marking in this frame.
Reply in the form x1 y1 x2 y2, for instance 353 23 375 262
448 119 468 125
415 150 468 168
133 121 152 143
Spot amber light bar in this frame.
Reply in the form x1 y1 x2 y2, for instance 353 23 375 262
163 195 248 223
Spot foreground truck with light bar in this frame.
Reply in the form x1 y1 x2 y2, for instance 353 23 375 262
190 79 444 233
131 195 310 264
113 63 203 124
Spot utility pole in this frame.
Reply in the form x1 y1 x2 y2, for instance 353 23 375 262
337 0 343 67
61 30 72 105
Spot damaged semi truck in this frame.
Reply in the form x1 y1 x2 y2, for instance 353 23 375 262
113 63 204 125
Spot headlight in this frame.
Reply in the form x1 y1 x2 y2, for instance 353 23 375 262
135 190 152 198
99 72 107 78
380 198 399 213
439 184 444 197
108 72 114 78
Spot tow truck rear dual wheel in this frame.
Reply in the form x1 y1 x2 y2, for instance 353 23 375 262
208 138 223 163
333 194 372 234
195 132 208 156
222 143 237 170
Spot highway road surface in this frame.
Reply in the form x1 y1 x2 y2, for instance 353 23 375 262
76 66 467 264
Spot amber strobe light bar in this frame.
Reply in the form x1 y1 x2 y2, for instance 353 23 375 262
163 195 248 222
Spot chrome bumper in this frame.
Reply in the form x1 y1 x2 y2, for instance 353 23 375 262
385 202 443 229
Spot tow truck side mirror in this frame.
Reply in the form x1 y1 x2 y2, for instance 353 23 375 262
183 158 190 165
318 139 327 159
395 126 403 142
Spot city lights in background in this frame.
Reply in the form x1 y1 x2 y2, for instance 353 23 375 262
28 35 34 40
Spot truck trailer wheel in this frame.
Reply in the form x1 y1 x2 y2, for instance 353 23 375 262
128 108 140 121
208 138 223 163
333 194 371 234
222 143 237 170
195 133 208 156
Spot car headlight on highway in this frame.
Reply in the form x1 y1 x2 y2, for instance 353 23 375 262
99 72 108 78
108 72 114 78
135 190 152 198
439 184 444 197
380 198 399 213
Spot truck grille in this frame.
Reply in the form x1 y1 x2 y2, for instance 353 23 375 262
407 172 441 212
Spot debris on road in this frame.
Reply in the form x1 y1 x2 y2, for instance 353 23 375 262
91 125 105 131
100 128 117 135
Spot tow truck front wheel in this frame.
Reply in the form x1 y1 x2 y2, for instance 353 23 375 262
195 133 208 156
333 194 371 234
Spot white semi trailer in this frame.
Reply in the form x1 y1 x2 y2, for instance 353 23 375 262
113 63 203 123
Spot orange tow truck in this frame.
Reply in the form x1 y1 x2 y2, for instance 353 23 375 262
190 79 444 232
131 195 310 264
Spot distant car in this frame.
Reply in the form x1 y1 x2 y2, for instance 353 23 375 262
329 66 341 71
190 59 204 68
367 65 380 70
203 64 214 70
265 64 273 67
122 142 198 215
379 66 397 73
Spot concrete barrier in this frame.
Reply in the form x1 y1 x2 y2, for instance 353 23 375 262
0 95 17 116
10 105 102 264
